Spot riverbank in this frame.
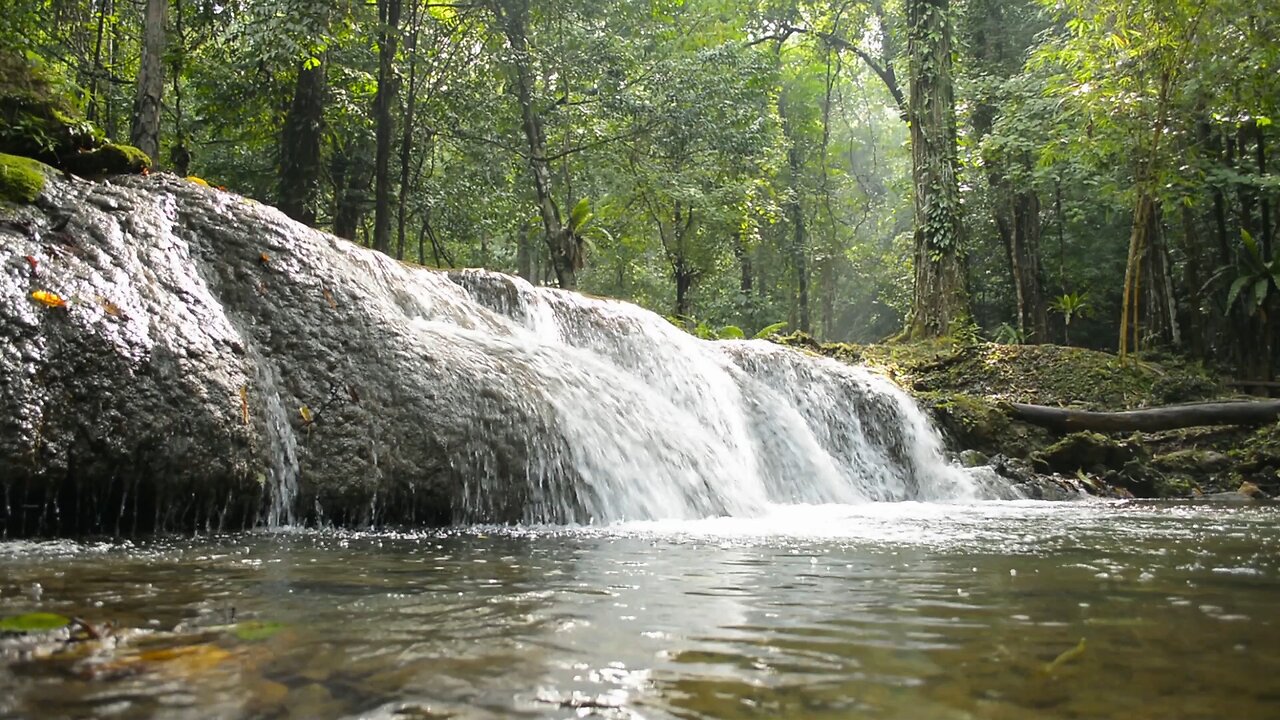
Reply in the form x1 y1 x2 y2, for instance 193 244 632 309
775 333 1279 500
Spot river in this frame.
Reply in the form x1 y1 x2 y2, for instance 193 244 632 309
2 500 1277 719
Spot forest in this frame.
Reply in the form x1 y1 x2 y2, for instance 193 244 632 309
3 0 1278 379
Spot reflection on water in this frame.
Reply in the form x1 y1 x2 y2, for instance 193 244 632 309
1 501 1278 719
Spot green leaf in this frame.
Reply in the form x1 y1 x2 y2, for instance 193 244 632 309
232 620 285 642
1227 276 1249 309
0 612 71 633
1253 277 1271 309
717 325 745 339
568 198 593 233
752 321 788 339
1242 229 1262 265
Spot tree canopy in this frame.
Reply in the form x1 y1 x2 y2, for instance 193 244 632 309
4 0 1277 378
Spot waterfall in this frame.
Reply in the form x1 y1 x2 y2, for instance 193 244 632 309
0 174 1016 533
439 271 1016 524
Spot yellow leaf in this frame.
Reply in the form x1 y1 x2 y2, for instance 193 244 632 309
239 386 250 426
95 296 122 317
31 290 66 308
299 406 313 425
186 175 210 187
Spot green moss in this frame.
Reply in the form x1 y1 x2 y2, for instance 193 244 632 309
0 50 114 171
0 152 46 203
63 142 152 177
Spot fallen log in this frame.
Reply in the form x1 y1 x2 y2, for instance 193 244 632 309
1008 400 1280 433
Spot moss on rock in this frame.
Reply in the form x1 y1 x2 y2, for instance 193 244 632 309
0 152 47 203
63 142 151 177
0 51 148 178
1230 422 1280 495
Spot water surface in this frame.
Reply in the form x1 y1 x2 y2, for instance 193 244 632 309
2 500 1277 719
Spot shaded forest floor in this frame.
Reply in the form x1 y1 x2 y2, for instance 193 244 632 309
776 334 1280 500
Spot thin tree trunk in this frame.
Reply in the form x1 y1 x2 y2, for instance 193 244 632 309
491 0 576 289
169 0 190 175
88 0 108 123
396 0 422 261
279 58 327 226
373 0 402 255
906 0 970 338
129 0 166 164
1256 120 1273 263
1142 202 1180 348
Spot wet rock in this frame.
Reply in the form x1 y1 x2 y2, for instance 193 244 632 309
959 449 989 468
1238 481 1268 500
2 171 1000 534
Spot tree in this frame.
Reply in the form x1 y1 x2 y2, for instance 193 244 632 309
130 0 167 163
372 0 402 255
279 57 327 226
905 0 970 337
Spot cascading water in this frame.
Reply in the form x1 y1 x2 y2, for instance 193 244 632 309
0 174 1017 533
439 271 1017 524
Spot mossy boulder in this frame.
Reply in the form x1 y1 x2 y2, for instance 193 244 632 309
63 143 151 177
1033 431 1146 475
0 152 47 203
0 51 149 176
918 391 1048 458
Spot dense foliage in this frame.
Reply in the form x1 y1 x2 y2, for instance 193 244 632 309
3 0 1277 378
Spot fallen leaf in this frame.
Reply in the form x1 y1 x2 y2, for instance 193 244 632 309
0 612 71 633
239 386 250 426
24 255 37 274
299 406 313 425
30 290 66 308
1042 637 1087 675
233 621 285 642
259 252 271 264
95 296 122 318
86 643 235 680
322 287 337 309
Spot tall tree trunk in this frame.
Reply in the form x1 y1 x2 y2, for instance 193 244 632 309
279 58 327 226
129 0 166 164
778 97 811 334
1010 188 1049 342
373 0 402 255
491 0 577 289
1119 192 1153 357
906 0 970 338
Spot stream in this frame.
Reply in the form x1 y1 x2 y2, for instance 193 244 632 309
2 500 1277 719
